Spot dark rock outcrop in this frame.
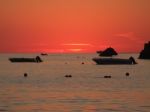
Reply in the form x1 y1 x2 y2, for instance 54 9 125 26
96 51 102 54
139 41 150 59
97 47 118 57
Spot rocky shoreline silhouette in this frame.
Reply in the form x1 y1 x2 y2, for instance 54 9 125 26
97 47 118 57
139 41 150 59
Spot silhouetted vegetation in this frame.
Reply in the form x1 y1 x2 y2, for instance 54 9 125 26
139 41 150 59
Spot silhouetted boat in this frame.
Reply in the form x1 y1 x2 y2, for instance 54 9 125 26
92 57 137 65
41 53 48 56
9 56 42 63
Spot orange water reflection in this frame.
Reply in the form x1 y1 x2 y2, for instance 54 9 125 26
3 87 150 111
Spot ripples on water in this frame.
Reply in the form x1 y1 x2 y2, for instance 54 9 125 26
0 53 150 112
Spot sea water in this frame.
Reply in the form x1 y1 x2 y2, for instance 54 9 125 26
0 53 150 112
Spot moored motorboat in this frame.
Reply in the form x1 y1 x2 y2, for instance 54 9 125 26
9 56 42 63
92 57 137 65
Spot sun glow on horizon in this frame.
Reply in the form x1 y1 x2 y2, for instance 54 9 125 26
67 49 83 52
60 43 93 52
62 43 93 46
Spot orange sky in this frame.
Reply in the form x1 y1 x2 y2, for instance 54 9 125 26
0 0 150 53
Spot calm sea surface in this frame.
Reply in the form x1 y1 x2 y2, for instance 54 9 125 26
0 53 150 112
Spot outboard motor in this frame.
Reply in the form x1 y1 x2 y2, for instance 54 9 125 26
36 56 42 63
129 56 137 64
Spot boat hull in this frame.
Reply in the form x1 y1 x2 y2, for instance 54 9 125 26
92 58 136 65
9 58 37 62
9 56 43 63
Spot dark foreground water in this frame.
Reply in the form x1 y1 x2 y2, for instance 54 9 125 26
0 53 150 112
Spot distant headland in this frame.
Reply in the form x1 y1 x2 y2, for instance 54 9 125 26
139 41 150 59
97 47 118 57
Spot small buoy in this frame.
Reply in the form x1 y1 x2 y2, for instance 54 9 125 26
104 75 111 78
126 72 130 76
65 74 72 78
24 73 28 77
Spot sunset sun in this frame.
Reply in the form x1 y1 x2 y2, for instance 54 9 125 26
61 43 93 53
